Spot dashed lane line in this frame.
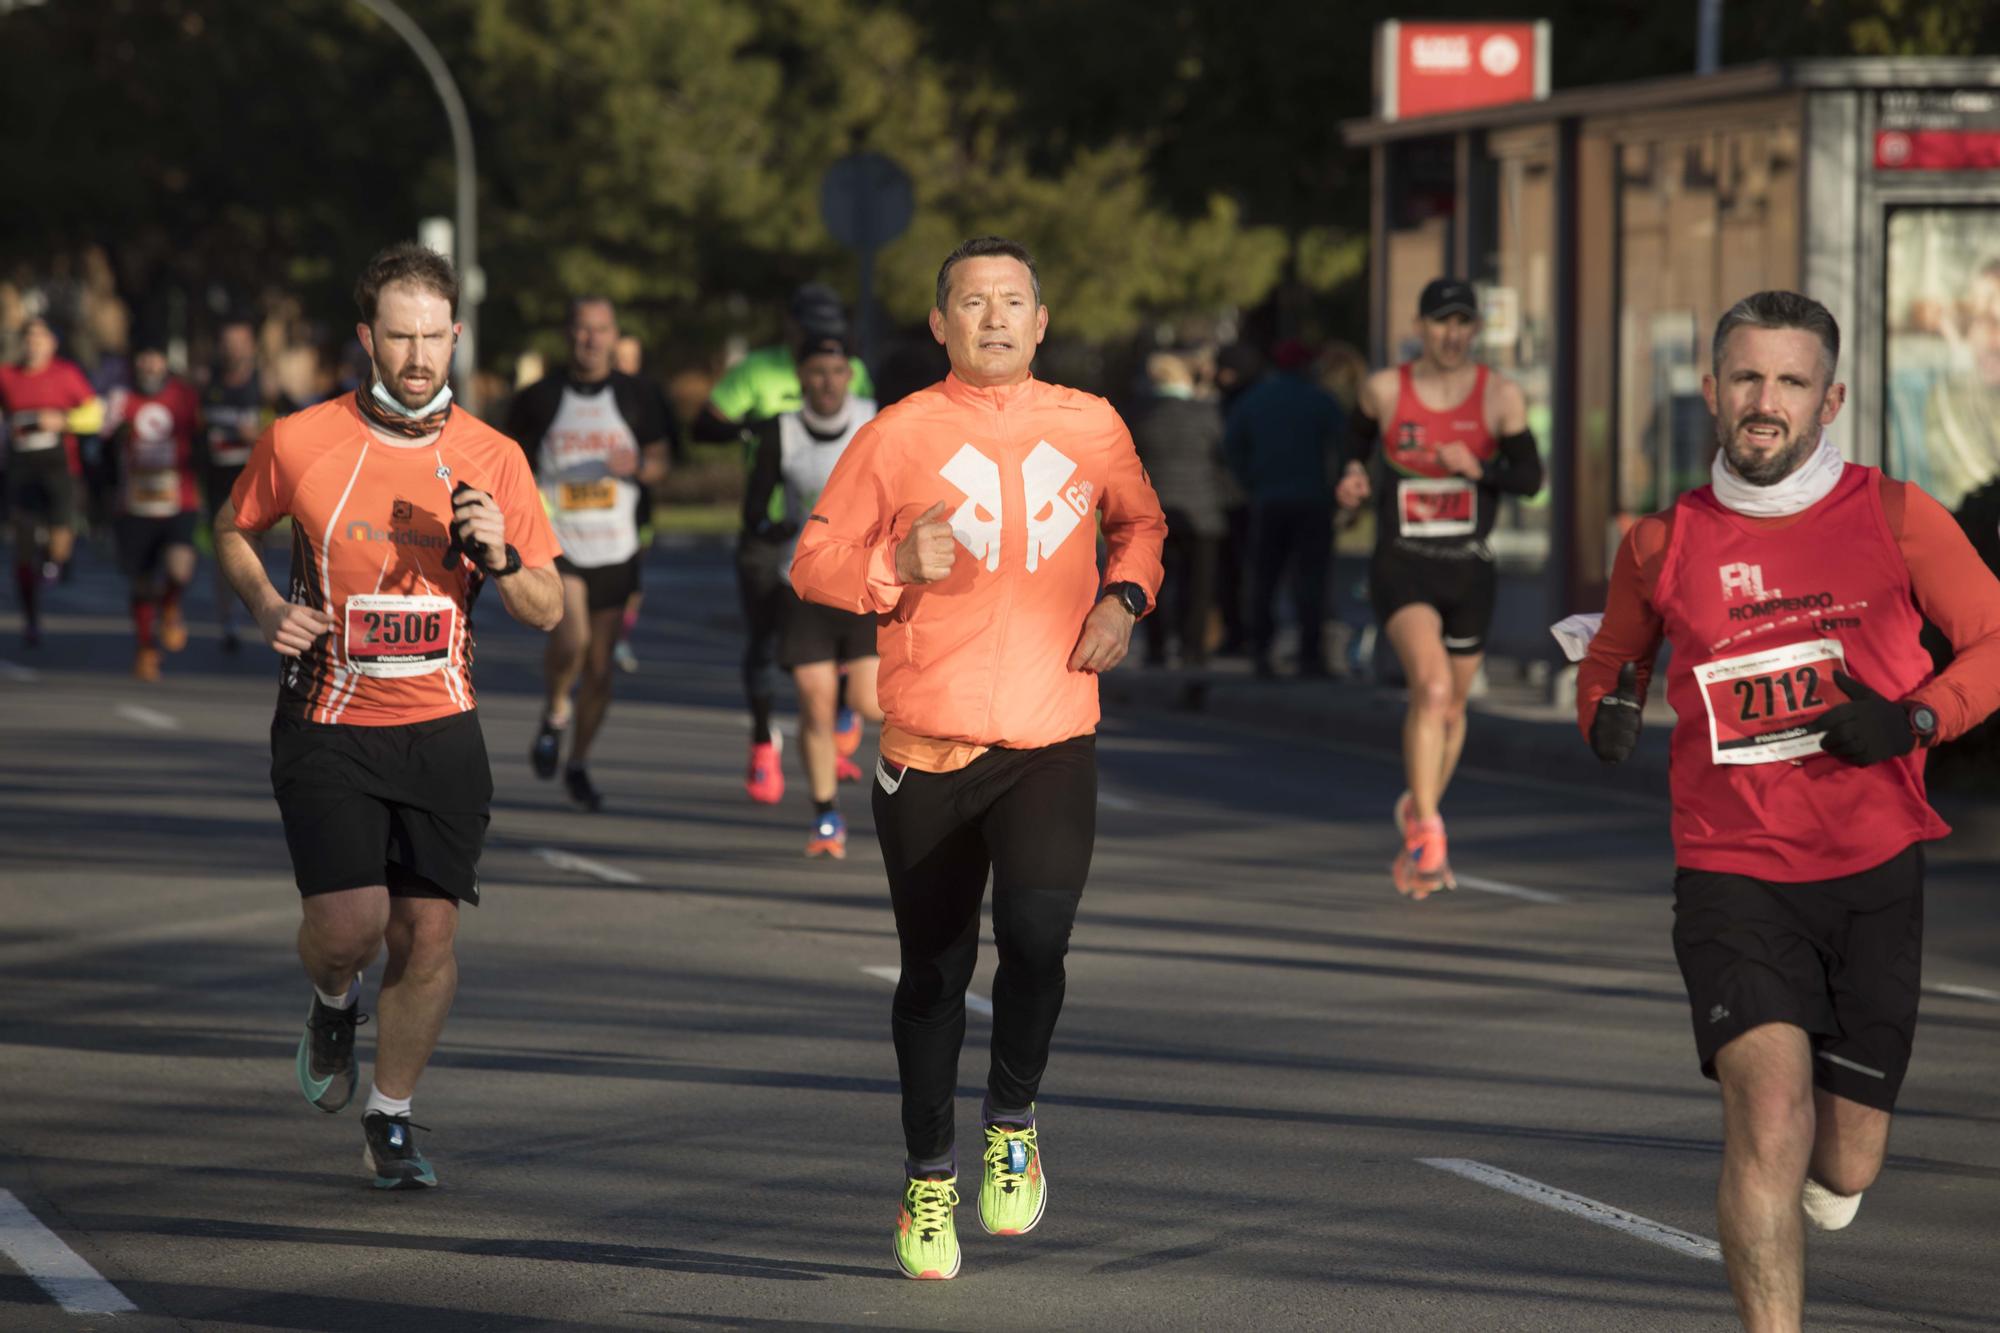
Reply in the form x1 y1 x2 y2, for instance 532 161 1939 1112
0 1189 138 1315
115 703 179 731
1419 1157 1720 1262
862 965 994 1016
1450 874 1565 905
531 846 644 885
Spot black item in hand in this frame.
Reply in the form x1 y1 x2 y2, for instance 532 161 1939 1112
1591 662 1644 763
446 481 489 571
1816 670 1916 766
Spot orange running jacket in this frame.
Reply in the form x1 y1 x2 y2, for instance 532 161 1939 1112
791 373 1166 768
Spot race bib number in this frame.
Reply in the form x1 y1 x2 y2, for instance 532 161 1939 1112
127 469 180 514
343 594 457 679
560 480 618 511
1398 478 1477 538
1695 638 1846 765
10 412 59 453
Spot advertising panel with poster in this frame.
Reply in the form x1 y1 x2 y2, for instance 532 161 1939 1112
1376 21 1550 122
1884 207 2000 513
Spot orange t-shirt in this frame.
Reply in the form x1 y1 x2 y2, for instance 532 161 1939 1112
790 373 1166 770
231 396 562 727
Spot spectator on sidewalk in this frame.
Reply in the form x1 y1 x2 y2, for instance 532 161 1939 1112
1131 351 1225 698
1226 338 1345 678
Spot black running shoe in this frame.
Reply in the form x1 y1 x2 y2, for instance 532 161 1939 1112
564 765 604 812
362 1112 437 1190
530 720 562 779
295 994 366 1113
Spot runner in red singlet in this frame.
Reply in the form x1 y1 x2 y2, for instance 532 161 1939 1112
105 339 203 679
1580 291 2000 1331
1337 279 1543 897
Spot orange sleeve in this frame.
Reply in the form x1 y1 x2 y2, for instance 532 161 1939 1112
790 418 907 615
1576 513 1672 740
1098 414 1168 605
1884 478 2000 743
228 425 286 534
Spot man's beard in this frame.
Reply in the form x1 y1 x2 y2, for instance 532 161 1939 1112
1718 413 1819 486
378 359 444 410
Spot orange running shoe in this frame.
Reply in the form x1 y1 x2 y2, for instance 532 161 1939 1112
835 754 864 783
133 646 162 682
806 809 847 859
746 734 784 804
834 706 862 759
158 602 188 653
1393 814 1453 899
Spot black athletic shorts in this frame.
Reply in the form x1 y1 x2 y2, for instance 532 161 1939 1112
6 450 77 525
556 552 642 613
1672 843 1923 1112
114 512 198 580
1369 541 1497 656
779 593 877 669
270 710 493 905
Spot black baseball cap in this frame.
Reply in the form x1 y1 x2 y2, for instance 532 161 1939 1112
1419 278 1479 319
790 282 848 338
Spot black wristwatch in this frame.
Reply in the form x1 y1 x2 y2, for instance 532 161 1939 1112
489 543 523 578
1906 701 1939 747
1102 581 1147 618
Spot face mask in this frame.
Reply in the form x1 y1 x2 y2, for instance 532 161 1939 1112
371 378 453 419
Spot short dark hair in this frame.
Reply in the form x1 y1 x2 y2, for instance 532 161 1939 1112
1711 291 1840 382
935 236 1042 311
354 242 459 324
567 295 616 327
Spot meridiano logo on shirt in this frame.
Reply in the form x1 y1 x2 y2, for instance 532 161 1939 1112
345 519 448 549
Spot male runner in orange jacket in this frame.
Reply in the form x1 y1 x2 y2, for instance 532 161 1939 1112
793 236 1165 1279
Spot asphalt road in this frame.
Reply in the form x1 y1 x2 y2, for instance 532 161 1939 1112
2 544 1996 1332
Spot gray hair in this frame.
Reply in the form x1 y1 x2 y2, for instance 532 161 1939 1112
1711 291 1840 382
935 236 1042 311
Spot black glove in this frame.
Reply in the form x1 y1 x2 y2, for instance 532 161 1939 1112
1590 662 1644 763
444 481 489 571
1816 670 1916 765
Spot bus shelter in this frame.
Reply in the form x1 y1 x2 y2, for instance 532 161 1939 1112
1342 58 2000 664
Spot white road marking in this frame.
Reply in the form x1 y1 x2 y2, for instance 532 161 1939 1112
0 906 296 969
1926 981 2000 1003
115 703 180 731
0 658 39 682
532 847 643 885
1098 788 1139 812
1450 874 1565 904
0 1189 138 1314
862 965 993 1016
1419 1158 1720 1262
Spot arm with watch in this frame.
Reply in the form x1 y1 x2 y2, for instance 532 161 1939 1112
448 482 564 632
1067 420 1167 674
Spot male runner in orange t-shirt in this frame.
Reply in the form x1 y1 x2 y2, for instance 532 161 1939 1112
215 243 563 1189
793 236 1165 1279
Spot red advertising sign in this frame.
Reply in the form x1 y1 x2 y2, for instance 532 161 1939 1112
1377 20 1550 122
1876 131 2000 171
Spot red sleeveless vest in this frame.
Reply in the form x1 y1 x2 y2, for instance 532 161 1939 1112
1653 466 1948 881
1382 364 1496 543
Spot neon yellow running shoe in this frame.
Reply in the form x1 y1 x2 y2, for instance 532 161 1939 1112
894 1175 961 1280
979 1118 1047 1235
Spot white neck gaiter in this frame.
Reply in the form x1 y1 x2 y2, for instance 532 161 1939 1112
799 403 852 436
371 378 454 419
1710 432 1843 518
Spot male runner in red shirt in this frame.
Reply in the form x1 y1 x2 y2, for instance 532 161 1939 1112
216 243 563 1189
105 339 203 679
1580 290 2000 1332
0 315 103 645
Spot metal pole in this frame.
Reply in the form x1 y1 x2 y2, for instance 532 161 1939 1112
1696 0 1722 75
353 0 481 414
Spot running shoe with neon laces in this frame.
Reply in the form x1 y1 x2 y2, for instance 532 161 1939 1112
362 1111 437 1190
895 1174 961 1279
530 718 562 779
806 809 847 859
834 706 862 758
834 754 864 783
296 992 366 1113
564 765 605 812
746 733 784 804
978 1115 1048 1236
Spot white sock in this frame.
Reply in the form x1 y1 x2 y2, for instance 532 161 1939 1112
314 976 359 1010
1801 1178 1863 1231
365 1086 412 1119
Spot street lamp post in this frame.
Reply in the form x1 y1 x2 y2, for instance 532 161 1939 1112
353 0 482 413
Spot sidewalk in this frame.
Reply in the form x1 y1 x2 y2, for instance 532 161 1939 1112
1102 651 1676 801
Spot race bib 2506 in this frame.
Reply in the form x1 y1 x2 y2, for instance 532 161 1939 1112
1397 478 1477 538
343 593 456 679
1695 637 1847 765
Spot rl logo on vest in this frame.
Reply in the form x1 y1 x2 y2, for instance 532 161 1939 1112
939 441 1091 573
1718 562 1781 602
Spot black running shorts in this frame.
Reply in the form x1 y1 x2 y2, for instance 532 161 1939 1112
1369 541 1497 656
556 552 642 613
7 450 77 526
1671 844 1923 1112
779 594 877 669
114 512 198 580
269 710 493 905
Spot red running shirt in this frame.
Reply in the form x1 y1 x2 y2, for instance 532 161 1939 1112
231 397 562 727
108 378 203 516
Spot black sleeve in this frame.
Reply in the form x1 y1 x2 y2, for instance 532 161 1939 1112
1344 410 1381 472
655 385 684 462
740 419 785 536
689 402 744 444
611 372 674 452
503 378 561 473
1481 428 1545 497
